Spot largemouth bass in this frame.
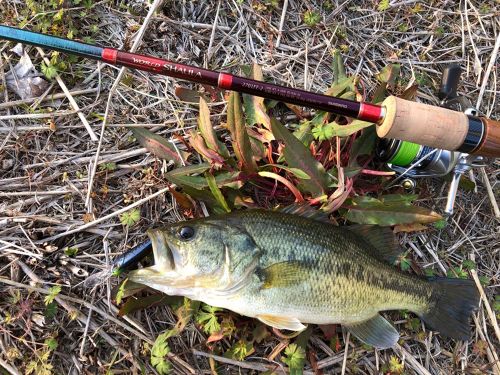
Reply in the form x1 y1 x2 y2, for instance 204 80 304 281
128 206 479 348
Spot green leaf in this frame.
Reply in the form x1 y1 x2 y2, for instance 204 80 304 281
198 97 230 158
44 301 57 318
227 340 255 360
115 279 128 305
151 330 177 375
227 92 257 174
189 131 225 166
433 219 447 229
293 121 314 146
378 0 390 11
313 120 374 141
175 86 209 103
44 337 58 351
372 64 401 103
53 9 64 21
332 49 347 85
343 195 442 226
64 246 78 257
119 208 141 227
424 268 435 277
196 304 221 334
282 343 306 369
166 164 241 190
462 260 476 271
206 172 231 212
44 285 61 305
262 164 311 179
131 128 187 166
376 64 401 86
399 256 411 271
271 118 329 197
303 10 321 27
41 62 58 80
348 127 377 167
99 162 117 172
242 64 271 131
119 294 182 316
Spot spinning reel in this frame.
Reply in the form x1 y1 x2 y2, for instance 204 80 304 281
376 65 486 215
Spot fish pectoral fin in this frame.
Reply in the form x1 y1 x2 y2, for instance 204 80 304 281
259 261 306 289
344 314 399 349
256 314 307 331
346 225 401 264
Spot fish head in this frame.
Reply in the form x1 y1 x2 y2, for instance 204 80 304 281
128 217 260 296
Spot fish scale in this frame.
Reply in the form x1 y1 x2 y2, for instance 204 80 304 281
128 207 479 348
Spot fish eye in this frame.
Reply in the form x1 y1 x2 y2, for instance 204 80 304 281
178 226 195 240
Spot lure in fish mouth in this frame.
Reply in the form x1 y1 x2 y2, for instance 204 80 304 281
128 206 480 349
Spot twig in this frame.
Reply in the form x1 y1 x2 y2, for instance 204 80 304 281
206 1 221 61
0 88 97 109
480 167 500 218
85 0 166 209
394 344 432 375
37 186 170 243
340 331 350 375
470 269 500 343
35 47 97 141
192 349 280 373
275 0 288 48
0 358 20 375
475 21 500 109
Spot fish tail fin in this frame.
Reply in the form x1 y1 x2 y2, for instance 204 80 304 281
421 278 479 340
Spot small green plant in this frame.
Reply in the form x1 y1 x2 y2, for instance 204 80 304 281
303 10 321 27
25 337 58 375
227 340 254 360
119 208 141 227
64 246 78 257
398 253 411 271
388 355 405 373
446 266 468 279
282 343 306 371
99 162 117 172
378 0 390 12
151 330 177 375
44 285 61 305
196 304 222 334
131 57 442 228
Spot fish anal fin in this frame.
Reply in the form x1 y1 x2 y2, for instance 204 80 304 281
279 203 330 223
257 314 306 331
347 225 400 263
259 261 305 289
344 314 399 349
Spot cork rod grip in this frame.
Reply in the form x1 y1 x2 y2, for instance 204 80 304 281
376 96 468 151
477 118 500 157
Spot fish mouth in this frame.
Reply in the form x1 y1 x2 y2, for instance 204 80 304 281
147 228 177 271
127 229 178 286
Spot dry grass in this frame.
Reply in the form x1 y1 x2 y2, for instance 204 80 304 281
0 0 499 374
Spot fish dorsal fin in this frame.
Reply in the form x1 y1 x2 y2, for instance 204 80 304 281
279 203 330 223
344 315 399 349
347 225 400 264
259 261 305 289
256 314 307 331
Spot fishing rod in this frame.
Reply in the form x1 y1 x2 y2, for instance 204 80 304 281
1 25 499 158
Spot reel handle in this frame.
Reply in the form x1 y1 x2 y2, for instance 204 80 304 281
438 64 462 100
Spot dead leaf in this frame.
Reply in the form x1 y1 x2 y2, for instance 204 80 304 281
393 223 428 233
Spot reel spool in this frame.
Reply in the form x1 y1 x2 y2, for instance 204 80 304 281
375 138 459 178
